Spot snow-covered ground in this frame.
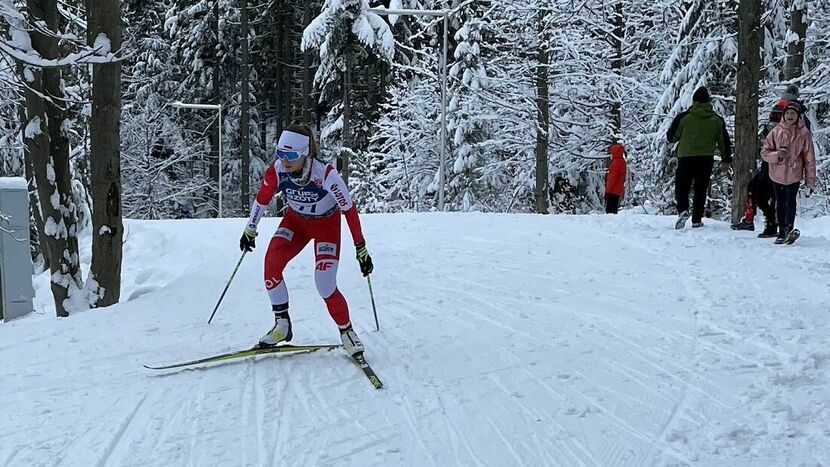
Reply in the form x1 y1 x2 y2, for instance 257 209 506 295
2 211 829 466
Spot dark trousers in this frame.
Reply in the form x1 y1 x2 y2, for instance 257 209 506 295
749 162 775 223
605 194 620 214
773 182 799 229
675 156 714 223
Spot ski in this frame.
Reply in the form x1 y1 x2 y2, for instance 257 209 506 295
144 343 341 370
785 229 801 245
351 352 383 390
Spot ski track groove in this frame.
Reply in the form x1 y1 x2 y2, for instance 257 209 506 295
95 392 149 467
496 373 582 466
292 366 333 466
646 388 690 467
420 282 544 346
517 365 567 402
435 393 487 467
266 367 292 467
583 315 730 396
0 445 22 467
335 433 400 462
246 359 265 467
186 379 206 467
486 374 589 467
480 403 529 467
146 387 183 460
573 383 654 444
698 320 791 361
398 393 440 467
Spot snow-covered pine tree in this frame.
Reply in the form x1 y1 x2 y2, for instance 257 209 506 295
302 0 395 184
800 0 829 208
444 0 495 211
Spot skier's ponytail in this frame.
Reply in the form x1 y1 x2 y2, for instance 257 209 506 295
284 123 318 159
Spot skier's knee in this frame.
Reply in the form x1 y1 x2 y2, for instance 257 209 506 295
314 259 338 298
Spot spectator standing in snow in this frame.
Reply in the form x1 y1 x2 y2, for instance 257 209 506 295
604 143 627 214
666 86 733 229
732 99 787 236
761 100 817 244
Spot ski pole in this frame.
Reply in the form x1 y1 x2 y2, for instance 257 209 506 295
208 251 247 324
367 275 379 331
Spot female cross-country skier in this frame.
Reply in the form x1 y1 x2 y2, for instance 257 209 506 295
239 123 374 356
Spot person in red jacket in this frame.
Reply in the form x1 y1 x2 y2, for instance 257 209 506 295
605 143 627 214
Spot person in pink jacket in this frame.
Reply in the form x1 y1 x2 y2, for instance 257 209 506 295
761 100 817 244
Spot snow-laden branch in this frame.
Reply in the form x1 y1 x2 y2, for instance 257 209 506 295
1 0 122 68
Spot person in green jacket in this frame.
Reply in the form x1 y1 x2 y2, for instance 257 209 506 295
666 86 733 229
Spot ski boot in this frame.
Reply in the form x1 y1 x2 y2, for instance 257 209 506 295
259 306 293 347
339 323 365 356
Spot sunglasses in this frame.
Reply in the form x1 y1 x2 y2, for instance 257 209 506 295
276 148 307 161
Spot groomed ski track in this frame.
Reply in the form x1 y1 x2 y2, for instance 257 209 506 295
2 212 828 466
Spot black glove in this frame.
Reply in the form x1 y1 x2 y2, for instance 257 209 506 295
355 241 373 276
239 228 257 252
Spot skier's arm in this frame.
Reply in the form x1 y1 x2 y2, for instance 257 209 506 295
246 163 279 232
325 168 365 245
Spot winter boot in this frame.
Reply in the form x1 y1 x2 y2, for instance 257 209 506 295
774 226 789 245
692 221 704 228
259 306 293 347
785 226 801 245
757 222 778 238
339 323 364 356
732 199 755 230
732 219 755 231
675 211 690 230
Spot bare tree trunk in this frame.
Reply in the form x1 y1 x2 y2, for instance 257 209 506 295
19 94 49 269
275 10 285 135
340 50 351 184
609 1 624 141
281 14 293 130
24 0 83 317
784 0 807 82
240 0 251 210
732 0 763 224
302 0 313 123
209 0 221 217
85 0 123 307
535 25 550 215
260 104 268 157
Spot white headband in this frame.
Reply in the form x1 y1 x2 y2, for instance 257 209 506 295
277 131 310 156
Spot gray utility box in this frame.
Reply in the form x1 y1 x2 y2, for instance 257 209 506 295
0 177 35 321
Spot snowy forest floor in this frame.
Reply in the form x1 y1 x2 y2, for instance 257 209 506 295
2 211 829 466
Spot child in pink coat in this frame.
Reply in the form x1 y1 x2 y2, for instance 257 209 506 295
761 100 817 244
